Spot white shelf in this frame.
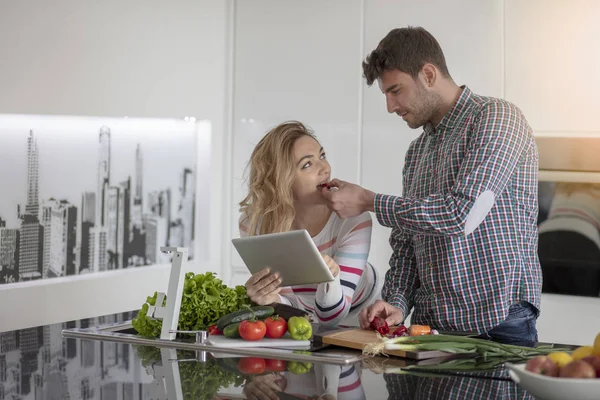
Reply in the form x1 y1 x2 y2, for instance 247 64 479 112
538 170 600 183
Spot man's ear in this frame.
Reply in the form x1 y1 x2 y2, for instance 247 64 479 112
421 63 437 87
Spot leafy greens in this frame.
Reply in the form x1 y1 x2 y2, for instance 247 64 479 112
132 272 251 337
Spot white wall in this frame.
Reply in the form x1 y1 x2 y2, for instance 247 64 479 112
224 0 599 346
226 0 364 285
225 0 504 291
505 0 600 134
0 0 231 330
226 0 505 282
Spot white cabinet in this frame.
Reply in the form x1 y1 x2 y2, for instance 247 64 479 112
505 0 600 133
230 0 363 278
228 0 505 281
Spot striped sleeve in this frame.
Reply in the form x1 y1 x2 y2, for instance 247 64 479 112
238 214 296 307
314 212 373 327
336 365 366 399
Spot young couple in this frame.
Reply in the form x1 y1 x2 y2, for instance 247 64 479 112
239 26 542 346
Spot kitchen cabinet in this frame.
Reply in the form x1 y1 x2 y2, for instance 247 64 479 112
229 0 363 280
505 0 600 134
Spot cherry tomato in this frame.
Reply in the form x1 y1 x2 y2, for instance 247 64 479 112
237 357 266 375
265 358 287 372
264 315 288 339
239 319 266 341
369 316 390 335
386 325 408 338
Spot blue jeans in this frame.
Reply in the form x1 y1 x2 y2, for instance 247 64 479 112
478 301 539 347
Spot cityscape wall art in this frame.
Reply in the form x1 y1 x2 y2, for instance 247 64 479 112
0 114 198 286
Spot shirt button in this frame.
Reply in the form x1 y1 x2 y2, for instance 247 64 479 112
429 262 434 267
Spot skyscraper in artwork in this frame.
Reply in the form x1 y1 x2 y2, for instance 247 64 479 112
130 144 145 264
92 127 110 272
76 192 95 274
18 131 43 281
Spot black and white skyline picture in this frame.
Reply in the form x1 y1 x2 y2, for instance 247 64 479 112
0 114 198 285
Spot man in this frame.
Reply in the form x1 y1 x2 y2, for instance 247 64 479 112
321 26 542 346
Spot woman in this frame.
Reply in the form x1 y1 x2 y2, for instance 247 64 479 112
239 121 378 327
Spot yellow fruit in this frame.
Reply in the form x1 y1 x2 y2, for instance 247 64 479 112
594 333 600 355
548 352 573 368
571 346 594 361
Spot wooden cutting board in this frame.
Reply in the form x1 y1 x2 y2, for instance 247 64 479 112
314 328 450 360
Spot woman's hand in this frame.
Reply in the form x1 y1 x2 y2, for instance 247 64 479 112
242 373 285 400
321 254 340 278
245 268 282 305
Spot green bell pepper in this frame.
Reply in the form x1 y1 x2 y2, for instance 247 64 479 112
287 360 313 375
287 316 312 340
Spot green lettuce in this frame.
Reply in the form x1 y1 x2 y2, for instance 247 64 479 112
132 272 251 337
134 346 246 400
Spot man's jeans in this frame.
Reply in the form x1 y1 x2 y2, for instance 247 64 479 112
478 301 539 347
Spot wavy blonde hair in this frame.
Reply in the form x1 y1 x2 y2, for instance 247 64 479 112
239 121 319 236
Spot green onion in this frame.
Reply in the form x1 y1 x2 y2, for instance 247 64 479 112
363 334 572 360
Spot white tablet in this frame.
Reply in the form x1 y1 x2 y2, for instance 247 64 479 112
231 230 335 287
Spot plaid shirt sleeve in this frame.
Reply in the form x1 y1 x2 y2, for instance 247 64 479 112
375 100 532 236
382 227 419 319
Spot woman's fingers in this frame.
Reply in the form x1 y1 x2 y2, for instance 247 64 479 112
246 268 271 286
246 270 280 294
254 273 280 292
257 277 282 297
253 287 281 305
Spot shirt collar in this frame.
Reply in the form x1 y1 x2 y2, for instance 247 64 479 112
424 85 472 136
437 85 472 129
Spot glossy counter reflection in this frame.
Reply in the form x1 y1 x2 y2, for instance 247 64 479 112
0 311 536 399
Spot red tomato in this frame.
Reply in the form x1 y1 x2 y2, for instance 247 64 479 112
264 315 288 339
265 358 287 372
237 357 266 375
239 319 266 341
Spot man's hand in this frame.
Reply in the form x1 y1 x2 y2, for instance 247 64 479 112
359 300 404 329
321 254 340 277
320 179 376 219
245 268 282 305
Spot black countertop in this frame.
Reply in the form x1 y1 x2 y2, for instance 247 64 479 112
0 311 537 399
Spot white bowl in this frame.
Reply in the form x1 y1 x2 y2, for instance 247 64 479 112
506 362 600 400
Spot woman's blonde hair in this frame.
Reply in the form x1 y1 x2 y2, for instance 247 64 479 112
239 121 319 236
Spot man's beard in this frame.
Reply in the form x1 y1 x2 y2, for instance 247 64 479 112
407 85 442 129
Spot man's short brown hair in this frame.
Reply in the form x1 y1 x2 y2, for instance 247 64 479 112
362 26 451 86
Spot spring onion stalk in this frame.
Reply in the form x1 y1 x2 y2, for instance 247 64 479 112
363 334 572 360
402 356 525 372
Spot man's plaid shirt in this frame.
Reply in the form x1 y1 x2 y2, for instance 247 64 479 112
375 86 542 333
